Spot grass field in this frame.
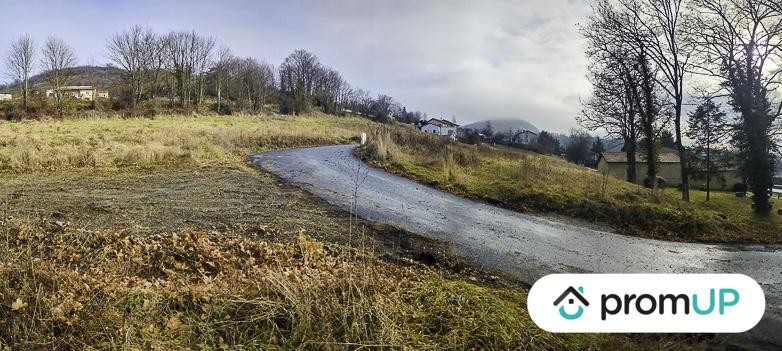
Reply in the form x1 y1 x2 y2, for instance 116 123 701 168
357 126 782 243
0 114 726 349
0 113 373 172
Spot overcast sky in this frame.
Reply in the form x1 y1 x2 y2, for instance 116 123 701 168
0 0 591 132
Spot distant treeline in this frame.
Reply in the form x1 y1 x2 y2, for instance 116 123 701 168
2 25 428 123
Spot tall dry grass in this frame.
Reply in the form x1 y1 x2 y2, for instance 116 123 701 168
0 113 373 172
359 126 480 188
355 125 782 242
0 218 642 350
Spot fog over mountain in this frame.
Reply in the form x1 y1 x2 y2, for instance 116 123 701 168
461 118 539 134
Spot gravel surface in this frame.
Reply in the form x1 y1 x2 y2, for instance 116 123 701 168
253 144 782 347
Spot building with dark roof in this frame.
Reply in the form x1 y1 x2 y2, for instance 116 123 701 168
597 148 743 189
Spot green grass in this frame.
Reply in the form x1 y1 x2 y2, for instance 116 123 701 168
357 126 782 243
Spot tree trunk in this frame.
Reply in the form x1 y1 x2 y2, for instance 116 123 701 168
645 128 657 188
625 138 637 183
674 100 689 201
745 112 773 214
706 138 711 201
23 78 28 111
217 81 222 114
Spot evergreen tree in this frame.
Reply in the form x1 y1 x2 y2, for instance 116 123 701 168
686 99 728 200
660 130 676 149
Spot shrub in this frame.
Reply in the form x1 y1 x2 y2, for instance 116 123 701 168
643 176 666 188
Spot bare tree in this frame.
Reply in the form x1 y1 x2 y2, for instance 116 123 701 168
313 67 345 114
5 35 36 111
221 57 274 112
279 49 322 114
165 31 191 107
107 25 155 108
165 31 215 108
146 35 169 99
580 0 667 184
370 94 395 122
620 0 695 200
213 46 232 113
579 59 642 182
691 0 782 214
41 36 77 115
193 34 215 107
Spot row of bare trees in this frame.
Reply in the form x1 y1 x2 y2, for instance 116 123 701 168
275 49 423 122
5 25 425 124
106 26 216 108
579 0 781 214
106 26 422 121
5 35 78 114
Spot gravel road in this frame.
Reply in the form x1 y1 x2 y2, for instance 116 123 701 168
252 144 782 347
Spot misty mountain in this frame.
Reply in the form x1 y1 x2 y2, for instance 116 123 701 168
461 118 539 135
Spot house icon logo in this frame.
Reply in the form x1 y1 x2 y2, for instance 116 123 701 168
553 286 589 320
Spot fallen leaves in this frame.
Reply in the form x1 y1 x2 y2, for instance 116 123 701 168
0 219 425 349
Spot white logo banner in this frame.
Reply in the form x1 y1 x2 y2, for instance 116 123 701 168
527 274 765 333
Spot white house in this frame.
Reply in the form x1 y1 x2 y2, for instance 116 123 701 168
420 118 459 139
0 93 11 101
45 86 108 101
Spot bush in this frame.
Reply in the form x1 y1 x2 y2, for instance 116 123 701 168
733 183 747 193
643 176 666 188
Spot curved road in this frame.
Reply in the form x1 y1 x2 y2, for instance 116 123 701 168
252 144 782 347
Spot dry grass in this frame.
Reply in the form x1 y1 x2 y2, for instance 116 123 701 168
0 113 372 172
0 218 682 350
0 115 732 349
358 126 782 243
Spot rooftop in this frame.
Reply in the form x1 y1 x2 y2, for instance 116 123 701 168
600 148 681 164
424 118 459 127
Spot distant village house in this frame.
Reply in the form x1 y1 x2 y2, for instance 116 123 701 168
0 93 11 101
45 86 108 101
598 149 682 186
419 118 459 139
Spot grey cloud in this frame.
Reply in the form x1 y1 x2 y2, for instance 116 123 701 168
0 0 592 132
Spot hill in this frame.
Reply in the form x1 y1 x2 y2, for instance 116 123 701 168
0 65 123 92
358 126 782 243
461 118 539 134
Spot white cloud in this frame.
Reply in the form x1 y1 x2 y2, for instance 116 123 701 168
0 0 593 132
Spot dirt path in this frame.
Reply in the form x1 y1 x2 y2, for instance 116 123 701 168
252 144 782 347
